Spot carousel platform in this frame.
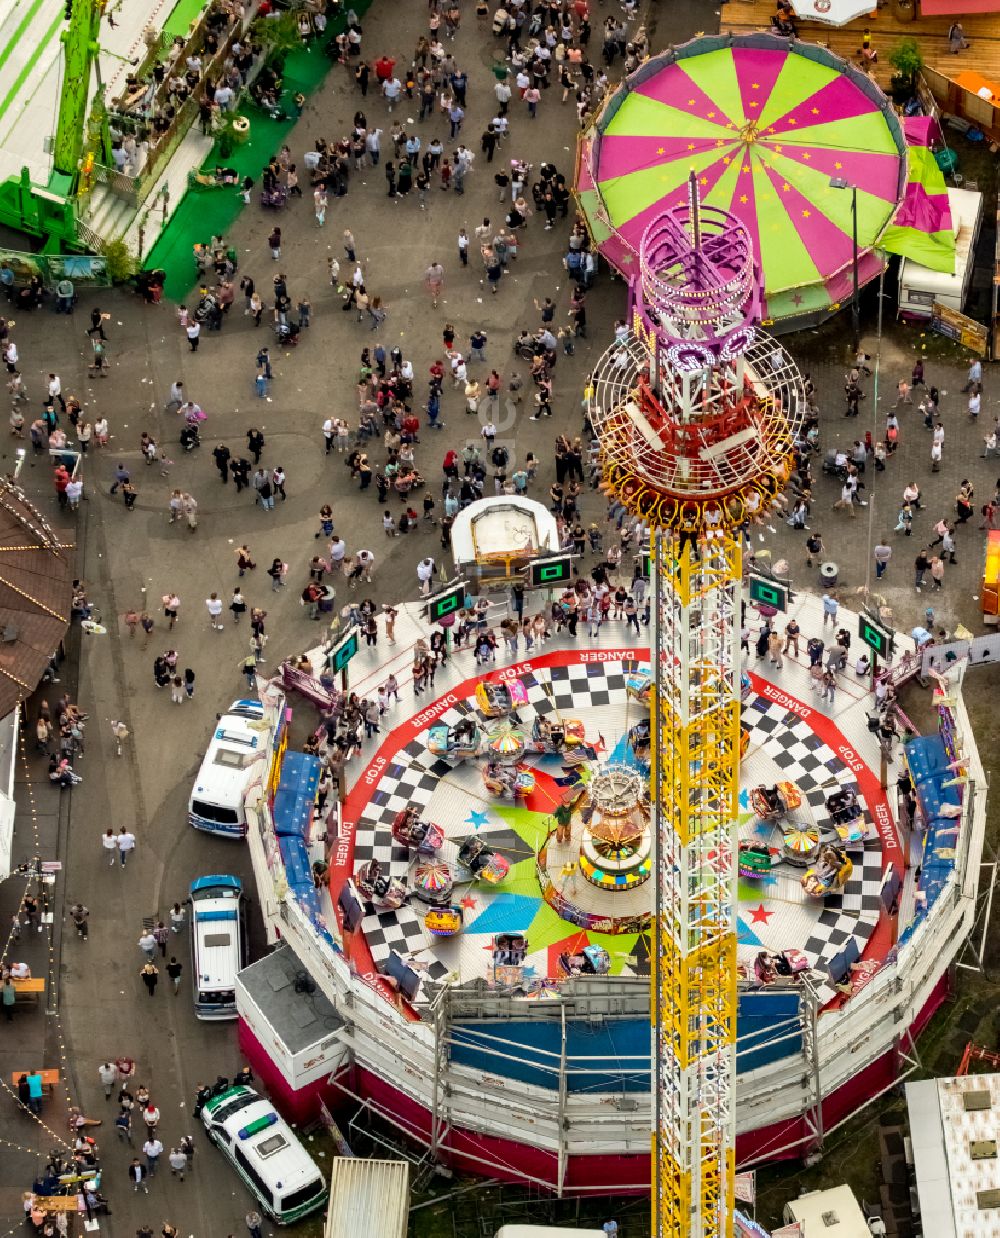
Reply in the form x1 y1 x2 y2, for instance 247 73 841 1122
323 594 904 1010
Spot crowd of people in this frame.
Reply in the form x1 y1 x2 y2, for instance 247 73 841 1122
1 0 988 1235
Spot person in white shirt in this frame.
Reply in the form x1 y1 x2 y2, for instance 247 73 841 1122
417 557 436 595
969 389 981 418
102 828 117 866
117 829 136 866
205 593 224 630
355 549 375 582
365 127 382 165
382 76 401 108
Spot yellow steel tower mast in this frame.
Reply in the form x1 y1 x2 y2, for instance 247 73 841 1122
590 175 804 1237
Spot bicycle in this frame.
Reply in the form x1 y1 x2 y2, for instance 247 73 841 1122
110 720 129 757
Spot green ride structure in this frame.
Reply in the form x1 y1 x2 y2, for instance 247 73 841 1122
0 0 111 250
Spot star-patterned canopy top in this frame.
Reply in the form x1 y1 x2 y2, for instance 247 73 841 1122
577 35 907 324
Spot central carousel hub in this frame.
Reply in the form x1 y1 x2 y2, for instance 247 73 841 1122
579 765 652 891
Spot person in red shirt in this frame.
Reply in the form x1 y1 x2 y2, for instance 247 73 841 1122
53 465 70 507
374 55 396 83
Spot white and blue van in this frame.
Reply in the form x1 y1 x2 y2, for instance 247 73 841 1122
189 874 247 1020
189 699 268 837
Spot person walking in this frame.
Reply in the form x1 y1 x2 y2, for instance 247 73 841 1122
166 957 183 994
914 547 930 591
205 593 224 630
425 262 444 309
128 1159 149 1193
417 556 436 595
246 1211 264 1238
168 1147 188 1179
143 1135 163 1177
99 1062 117 1098
873 540 892 579
117 827 136 866
821 670 837 704
140 962 158 996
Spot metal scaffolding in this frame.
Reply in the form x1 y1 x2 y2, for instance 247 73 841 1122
590 172 804 1237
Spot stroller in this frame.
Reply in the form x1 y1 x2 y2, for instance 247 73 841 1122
821 447 847 479
261 184 288 209
179 423 200 451
275 319 300 346
193 291 218 323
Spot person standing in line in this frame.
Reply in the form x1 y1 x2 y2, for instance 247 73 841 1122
139 962 158 997
166 957 183 994
117 827 136 866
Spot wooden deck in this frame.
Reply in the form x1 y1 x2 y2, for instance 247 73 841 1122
719 0 1000 94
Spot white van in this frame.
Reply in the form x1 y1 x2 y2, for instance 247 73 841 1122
897 186 984 319
189 874 247 1019
189 699 269 837
201 1085 326 1223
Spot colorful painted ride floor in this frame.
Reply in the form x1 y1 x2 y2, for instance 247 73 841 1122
337 643 900 1010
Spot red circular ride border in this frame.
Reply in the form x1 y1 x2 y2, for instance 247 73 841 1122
330 650 901 1013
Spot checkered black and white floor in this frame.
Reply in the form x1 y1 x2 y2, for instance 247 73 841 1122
345 638 895 1008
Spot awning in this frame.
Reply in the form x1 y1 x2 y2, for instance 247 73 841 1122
921 0 1000 14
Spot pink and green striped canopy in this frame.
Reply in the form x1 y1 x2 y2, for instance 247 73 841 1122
578 35 908 327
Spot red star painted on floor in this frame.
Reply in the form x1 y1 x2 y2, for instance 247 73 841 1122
749 903 774 925
459 894 477 911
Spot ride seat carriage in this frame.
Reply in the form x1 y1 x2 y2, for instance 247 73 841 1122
492 933 527 986
428 719 481 759
475 676 529 719
801 846 853 897
557 944 611 977
424 905 463 937
750 781 802 822
458 835 510 884
391 808 444 855
353 859 407 911
482 761 535 800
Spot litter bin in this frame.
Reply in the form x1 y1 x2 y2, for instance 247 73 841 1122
820 561 838 587
232 115 250 144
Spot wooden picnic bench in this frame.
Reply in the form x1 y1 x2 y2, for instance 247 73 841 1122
11 977 45 1005
11 1068 60 1094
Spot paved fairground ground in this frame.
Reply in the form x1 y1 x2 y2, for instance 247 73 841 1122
0 1 999 1236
